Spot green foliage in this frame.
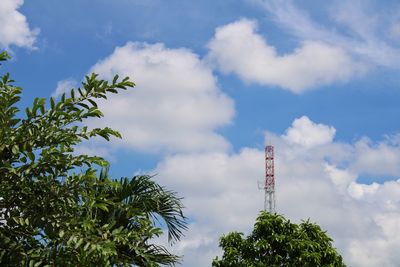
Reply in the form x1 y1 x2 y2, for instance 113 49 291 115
0 51 187 266
213 211 346 267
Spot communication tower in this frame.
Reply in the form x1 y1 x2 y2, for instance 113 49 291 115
264 145 276 213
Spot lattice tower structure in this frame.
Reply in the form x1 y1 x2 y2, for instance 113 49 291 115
264 145 276 213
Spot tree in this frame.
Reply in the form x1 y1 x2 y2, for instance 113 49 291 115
213 211 346 267
0 51 187 266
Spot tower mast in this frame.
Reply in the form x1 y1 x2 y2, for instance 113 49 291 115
264 145 276 213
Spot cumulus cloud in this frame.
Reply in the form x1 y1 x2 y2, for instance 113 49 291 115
283 115 336 147
324 164 356 189
0 0 39 49
88 42 234 153
207 19 360 93
347 182 379 200
154 148 264 266
351 138 400 177
152 116 400 267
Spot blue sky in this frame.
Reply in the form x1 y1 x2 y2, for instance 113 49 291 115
3 0 400 266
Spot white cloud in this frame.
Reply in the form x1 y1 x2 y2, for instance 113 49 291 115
88 42 234 153
325 164 356 189
207 19 360 93
283 115 336 147
351 138 400 177
347 194 400 267
151 116 400 267
74 142 115 163
154 148 264 266
261 0 400 68
0 0 39 49
156 148 264 226
389 22 400 41
52 78 78 98
348 182 379 199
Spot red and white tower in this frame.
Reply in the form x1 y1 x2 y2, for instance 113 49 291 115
264 145 276 213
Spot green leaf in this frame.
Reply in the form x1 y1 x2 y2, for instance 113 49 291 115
74 238 83 249
25 107 31 117
112 74 119 84
87 98 97 108
96 203 109 212
11 145 19 154
27 151 35 161
77 102 89 109
0 51 10 61
50 97 55 109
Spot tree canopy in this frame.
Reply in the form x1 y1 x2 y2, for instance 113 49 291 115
213 211 346 267
0 51 186 266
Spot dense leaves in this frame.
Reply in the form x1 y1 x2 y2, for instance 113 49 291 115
213 212 346 267
0 51 186 266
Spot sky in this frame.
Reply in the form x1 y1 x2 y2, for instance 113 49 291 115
2 0 400 266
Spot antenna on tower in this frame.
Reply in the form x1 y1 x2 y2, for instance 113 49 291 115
263 145 276 213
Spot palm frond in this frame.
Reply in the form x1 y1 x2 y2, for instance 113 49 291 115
114 175 187 243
